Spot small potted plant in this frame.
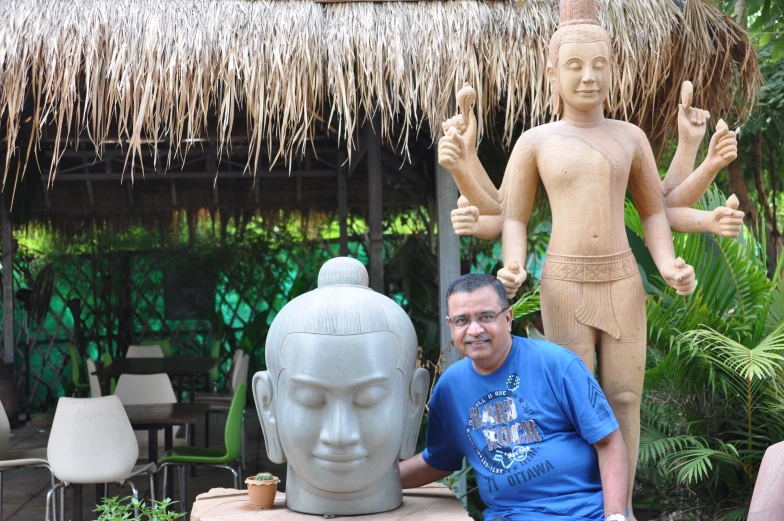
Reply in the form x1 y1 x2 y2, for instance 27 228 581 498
245 472 280 509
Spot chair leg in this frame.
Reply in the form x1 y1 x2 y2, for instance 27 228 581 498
161 465 168 501
148 470 156 502
59 485 65 521
205 412 210 448
46 482 66 521
177 466 187 513
241 413 247 471
1 470 4 521
128 481 140 518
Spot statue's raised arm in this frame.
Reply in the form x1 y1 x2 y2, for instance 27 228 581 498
663 81 745 237
438 86 503 216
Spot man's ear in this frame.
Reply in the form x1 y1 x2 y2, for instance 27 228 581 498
399 368 430 459
252 371 286 464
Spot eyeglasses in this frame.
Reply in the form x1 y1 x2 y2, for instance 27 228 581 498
447 308 509 329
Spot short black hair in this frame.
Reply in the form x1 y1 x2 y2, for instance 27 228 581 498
446 273 509 314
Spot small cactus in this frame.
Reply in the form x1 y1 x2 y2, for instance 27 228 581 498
254 472 274 481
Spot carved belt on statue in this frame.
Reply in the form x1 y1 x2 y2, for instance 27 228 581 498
541 250 639 282
542 250 639 340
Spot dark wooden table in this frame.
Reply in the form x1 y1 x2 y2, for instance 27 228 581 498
30 402 210 521
92 356 220 402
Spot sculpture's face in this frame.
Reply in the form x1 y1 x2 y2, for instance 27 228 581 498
276 332 405 493
555 40 611 112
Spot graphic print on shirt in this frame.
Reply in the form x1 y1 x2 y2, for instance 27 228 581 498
587 376 612 421
466 372 554 484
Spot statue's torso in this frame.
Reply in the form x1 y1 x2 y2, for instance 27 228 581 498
532 120 638 256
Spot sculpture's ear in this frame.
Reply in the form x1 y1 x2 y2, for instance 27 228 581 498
252 371 286 464
399 368 430 459
546 60 562 115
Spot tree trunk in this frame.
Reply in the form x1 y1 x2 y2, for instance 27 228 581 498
727 159 760 231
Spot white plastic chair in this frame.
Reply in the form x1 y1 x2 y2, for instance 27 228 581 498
126 345 164 358
45 396 156 521
195 350 250 469
0 399 56 521
114 374 185 459
86 358 102 398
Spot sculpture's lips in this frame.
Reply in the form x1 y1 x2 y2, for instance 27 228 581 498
312 451 369 463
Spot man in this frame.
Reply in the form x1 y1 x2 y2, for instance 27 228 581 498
400 273 629 521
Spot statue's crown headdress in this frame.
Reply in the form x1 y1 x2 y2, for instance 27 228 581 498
549 0 610 63
548 0 613 114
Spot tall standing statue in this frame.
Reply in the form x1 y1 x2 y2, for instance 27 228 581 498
437 1 743 518
252 257 430 516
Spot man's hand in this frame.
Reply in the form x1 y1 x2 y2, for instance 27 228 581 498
678 81 710 149
438 87 478 177
660 257 696 296
709 194 744 238
497 262 527 299
451 196 480 236
705 119 738 172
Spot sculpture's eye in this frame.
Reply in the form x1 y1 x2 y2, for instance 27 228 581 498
354 385 387 408
593 61 606 70
292 387 327 408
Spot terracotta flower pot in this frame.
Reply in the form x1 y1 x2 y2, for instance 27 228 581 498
245 476 280 509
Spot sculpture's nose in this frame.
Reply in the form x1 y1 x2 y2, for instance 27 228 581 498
582 67 597 84
320 400 361 447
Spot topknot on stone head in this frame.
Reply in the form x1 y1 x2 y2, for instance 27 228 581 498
559 0 599 27
318 257 369 288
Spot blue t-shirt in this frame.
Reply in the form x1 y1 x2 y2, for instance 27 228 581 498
422 336 619 521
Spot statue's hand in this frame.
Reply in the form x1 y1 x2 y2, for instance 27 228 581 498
451 196 480 236
660 257 696 296
438 87 478 176
497 262 527 300
710 194 744 238
678 81 710 149
706 119 737 171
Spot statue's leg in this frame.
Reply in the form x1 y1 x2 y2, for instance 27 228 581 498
596 274 647 521
540 276 597 371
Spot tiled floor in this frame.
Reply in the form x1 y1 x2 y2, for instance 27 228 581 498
3 409 286 521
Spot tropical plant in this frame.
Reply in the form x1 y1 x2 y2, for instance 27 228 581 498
627 190 784 520
93 496 183 521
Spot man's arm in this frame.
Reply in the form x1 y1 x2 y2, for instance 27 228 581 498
399 453 452 489
593 429 629 518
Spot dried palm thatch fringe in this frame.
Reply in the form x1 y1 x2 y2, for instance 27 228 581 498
0 0 759 192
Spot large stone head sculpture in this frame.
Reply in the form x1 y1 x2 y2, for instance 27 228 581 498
252 257 430 515
547 0 613 115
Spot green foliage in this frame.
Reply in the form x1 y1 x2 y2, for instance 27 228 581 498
629 188 784 519
254 472 274 481
93 496 184 521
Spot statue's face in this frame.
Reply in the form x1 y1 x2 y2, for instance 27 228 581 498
556 40 611 112
276 332 405 493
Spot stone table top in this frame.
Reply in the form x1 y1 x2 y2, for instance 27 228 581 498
191 484 471 520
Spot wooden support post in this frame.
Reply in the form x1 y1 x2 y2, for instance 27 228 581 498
337 148 348 256
436 156 461 367
435 146 465 500
2 199 14 364
366 118 384 293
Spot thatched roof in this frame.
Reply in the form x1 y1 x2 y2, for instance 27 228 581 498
0 0 759 192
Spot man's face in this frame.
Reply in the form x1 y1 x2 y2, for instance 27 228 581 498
447 286 513 374
555 40 611 112
276 332 405 493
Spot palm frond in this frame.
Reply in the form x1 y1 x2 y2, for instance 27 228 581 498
511 285 540 320
682 325 784 382
661 441 742 486
715 507 750 521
